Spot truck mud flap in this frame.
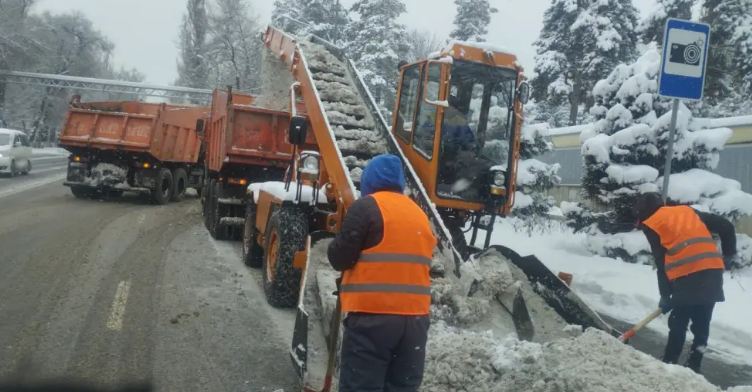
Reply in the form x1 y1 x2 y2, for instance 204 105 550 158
488 245 621 337
290 235 312 380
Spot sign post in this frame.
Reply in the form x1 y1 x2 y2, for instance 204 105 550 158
658 18 711 202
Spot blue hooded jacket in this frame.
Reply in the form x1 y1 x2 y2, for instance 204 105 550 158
360 154 405 197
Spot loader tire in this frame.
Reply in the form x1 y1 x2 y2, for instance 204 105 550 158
242 200 263 268
152 168 174 205
209 180 229 240
262 206 307 308
171 168 188 202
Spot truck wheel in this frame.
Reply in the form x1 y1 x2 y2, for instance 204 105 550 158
171 168 188 202
71 186 93 199
262 206 307 308
209 180 228 240
203 179 215 230
152 168 174 205
242 200 263 268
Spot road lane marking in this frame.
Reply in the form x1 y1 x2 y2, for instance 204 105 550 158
106 280 131 331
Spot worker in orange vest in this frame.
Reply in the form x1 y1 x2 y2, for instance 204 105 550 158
328 154 437 392
635 192 737 373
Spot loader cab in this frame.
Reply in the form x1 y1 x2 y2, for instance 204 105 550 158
391 43 528 218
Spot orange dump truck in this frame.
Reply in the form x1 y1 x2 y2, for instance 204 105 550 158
59 98 208 204
202 88 316 240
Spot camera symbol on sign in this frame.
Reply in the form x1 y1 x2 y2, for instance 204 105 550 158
669 39 703 66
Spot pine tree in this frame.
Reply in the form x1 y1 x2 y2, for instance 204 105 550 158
449 0 498 42
272 0 304 34
701 0 752 104
176 0 210 89
639 0 693 45
347 0 411 111
532 0 639 126
272 0 350 45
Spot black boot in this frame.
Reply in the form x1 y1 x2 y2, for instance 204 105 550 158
685 347 705 374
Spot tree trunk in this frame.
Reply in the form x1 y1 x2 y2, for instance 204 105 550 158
568 74 581 126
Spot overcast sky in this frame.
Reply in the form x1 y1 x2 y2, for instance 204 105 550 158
35 0 655 86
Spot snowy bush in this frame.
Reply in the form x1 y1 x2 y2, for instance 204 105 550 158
574 45 752 265
512 124 560 219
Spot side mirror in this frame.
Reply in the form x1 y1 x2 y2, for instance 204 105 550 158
517 82 531 105
288 115 308 145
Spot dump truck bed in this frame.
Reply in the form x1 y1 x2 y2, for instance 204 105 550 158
204 89 313 173
59 101 206 164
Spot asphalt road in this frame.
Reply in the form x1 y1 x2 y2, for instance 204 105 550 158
0 163 300 391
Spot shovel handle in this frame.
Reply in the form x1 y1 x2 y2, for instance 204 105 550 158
618 308 663 342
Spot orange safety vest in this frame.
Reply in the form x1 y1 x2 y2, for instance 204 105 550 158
643 205 725 281
340 191 437 315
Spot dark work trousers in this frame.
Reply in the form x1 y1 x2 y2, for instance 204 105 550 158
663 303 715 373
339 313 430 392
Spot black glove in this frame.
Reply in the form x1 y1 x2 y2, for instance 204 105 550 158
724 255 740 271
659 296 673 314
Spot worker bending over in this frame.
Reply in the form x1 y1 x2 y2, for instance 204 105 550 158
328 154 437 392
635 192 737 373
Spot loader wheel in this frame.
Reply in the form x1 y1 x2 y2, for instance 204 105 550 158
262 206 307 308
242 200 263 268
71 186 93 199
209 180 228 240
203 179 215 230
152 168 174 205
171 168 188 202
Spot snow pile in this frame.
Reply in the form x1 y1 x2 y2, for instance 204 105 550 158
247 181 326 205
85 163 127 187
424 327 730 392
660 169 752 220
585 230 653 265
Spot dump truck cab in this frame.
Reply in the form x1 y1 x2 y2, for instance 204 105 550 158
392 42 530 250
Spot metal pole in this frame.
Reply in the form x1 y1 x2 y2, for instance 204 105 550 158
661 99 680 202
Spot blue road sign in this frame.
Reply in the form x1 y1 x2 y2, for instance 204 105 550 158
659 18 711 101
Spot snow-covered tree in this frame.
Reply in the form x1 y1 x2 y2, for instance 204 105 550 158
206 0 262 92
701 0 752 104
449 0 497 42
176 0 210 89
272 0 350 45
532 0 639 126
405 29 443 62
347 0 411 111
573 45 752 265
639 0 693 45
514 124 561 219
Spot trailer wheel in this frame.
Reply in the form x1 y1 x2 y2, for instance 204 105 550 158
242 200 263 268
70 186 93 199
172 168 188 202
203 179 215 230
152 168 174 205
262 206 307 308
209 180 229 240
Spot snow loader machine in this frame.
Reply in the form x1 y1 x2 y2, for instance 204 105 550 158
244 26 619 391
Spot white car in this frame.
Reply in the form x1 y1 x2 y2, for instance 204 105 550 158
0 129 32 176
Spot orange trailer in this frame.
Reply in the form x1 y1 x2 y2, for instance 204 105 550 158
59 98 208 204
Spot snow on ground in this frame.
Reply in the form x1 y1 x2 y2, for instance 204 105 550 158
483 217 752 366
32 147 69 156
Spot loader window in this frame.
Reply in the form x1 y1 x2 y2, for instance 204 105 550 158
437 61 518 202
413 63 442 158
395 64 423 143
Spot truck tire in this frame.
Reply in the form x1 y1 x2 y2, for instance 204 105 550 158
262 206 307 308
172 168 188 202
203 179 215 230
209 180 228 240
152 168 174 205
242 200 263 268
71 185 93 199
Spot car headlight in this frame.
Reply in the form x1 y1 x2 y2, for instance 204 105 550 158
0 153 3 158
493 171 506 186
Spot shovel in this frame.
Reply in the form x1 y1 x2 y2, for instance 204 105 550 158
618 308 663 343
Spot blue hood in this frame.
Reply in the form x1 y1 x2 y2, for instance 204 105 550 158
360 154 405 197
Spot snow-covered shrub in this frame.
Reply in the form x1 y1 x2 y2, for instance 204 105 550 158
574 45 752 265
513 124 560 219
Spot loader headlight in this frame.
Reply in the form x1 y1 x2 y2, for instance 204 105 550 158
489 169 506 196
492 171 506 187
298 151 320 181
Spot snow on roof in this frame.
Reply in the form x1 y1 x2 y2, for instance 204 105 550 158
693 115 752 129
0 128 24 135
444 40 514 56
547 123 594 136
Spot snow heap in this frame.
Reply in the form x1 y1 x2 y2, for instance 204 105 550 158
574 45 752 266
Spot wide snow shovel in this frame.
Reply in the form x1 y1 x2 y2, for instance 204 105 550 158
497 281 535 341
618 308 663 343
